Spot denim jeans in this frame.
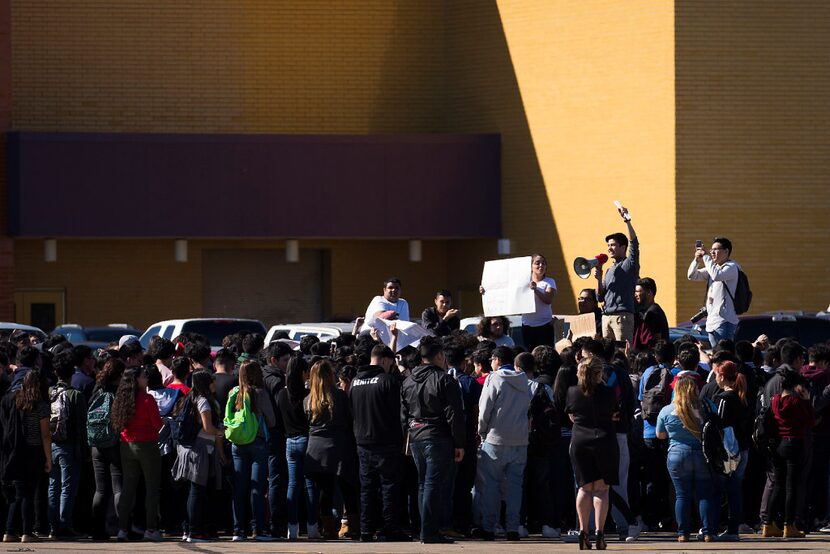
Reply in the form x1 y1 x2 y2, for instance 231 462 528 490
716 449 748 534
187 481 207 535
232 437 268 535
358 445 402 535
48 442 81 532
410 438 453 541
708 321 737 347
285 435 317 525
267 431 287 533
475 442 527 533
667 444 716 536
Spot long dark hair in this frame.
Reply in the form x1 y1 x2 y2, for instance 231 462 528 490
95 358 125 389
237 361 264 413
16 369 46 412
286 355 308 404
190 370 215 403
111 368 142 432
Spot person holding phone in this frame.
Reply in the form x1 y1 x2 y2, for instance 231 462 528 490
687 237 741 344
593 204 639 343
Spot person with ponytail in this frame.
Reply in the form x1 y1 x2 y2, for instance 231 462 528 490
276 356 320 540
1 370 51 543
228 361 276 542
304 359 359 540
565 356 618 550
711 360 751 540
655 376 717 542
111 367 162 541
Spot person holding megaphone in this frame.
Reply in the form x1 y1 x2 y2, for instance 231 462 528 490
592 203 639 343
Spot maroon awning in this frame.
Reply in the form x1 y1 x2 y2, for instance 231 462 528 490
7 132 501 238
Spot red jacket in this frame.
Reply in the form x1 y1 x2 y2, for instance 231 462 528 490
772 393 815 439
121 391 163 443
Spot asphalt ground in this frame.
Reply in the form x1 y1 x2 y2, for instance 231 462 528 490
5 533 829 553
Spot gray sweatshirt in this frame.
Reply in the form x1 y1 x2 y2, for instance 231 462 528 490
601 236 640 314
478 366 530 446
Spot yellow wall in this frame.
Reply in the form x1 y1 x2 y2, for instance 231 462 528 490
492 0 677 321
675 0 830 321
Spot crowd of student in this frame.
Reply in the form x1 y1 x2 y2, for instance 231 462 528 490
0 322 826 547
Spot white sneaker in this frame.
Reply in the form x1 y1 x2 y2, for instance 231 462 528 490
518 525 529 538
231 534 246 542
181 532 189 542
307 522 321 540
287 523 299 540
143 529 162 542
541 525 561 539
625 523 641 541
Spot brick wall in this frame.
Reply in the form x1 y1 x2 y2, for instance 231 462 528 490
675 0 830 320
0 0 13 321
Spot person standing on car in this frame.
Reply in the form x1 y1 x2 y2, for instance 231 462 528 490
593 205 639 343
363 277 410 330
349 344 409 542
687 237 741 344
421 290 460 337
400 337 465 544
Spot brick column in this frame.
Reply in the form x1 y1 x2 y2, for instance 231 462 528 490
0 0 15 321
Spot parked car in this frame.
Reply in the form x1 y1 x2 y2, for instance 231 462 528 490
139 318 267 350
53 323 144 349
735 314 830 348
669 326 711 349
265 322 354 344
0 322 48 344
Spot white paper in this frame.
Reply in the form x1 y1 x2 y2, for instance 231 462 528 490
480 256 535 317
371 318 432 352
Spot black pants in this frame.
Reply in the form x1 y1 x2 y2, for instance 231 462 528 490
521 324 555 351
522 452 555 528
770 437 804 525
310 473 358 522
91 444 122 537
357 446 401 535
806 434 830 527
453 443 477 532
642 438 671 527
5 445 44 535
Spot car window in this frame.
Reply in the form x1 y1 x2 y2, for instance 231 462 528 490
59 329 87 343
162 326 175 340
140 325 162 349
86 328 134 343
181 320 267 346
796 318 830 348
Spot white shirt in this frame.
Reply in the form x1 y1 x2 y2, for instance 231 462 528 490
363 295 410 326
687 256 740 330
522 277 557 327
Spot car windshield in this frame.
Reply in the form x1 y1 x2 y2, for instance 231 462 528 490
85 328 135 343
736 319 798 345
181 320 266 346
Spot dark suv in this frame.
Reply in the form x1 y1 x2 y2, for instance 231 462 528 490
735 315 830 348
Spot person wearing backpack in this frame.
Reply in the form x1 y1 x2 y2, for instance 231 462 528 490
1 370 51 543
767 369 814 539
655 376 717 542
46 350 88 540
687 237 746 344
226 361 276 542
111 367 163 542
88 358 125 541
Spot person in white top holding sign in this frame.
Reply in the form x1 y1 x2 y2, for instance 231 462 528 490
363 277 410 331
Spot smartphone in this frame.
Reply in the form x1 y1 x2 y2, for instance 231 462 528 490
695 240 703 248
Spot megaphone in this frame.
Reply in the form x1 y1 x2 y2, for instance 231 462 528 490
573 253 609 279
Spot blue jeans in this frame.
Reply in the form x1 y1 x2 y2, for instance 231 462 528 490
667 444 716 536
267 431 287 532
232 437 268 535
410 438 453 541
187 482 207 535
716 449 748 534
285 435 317 525
475 442 527 533
708 321 737 347
48 442 81 532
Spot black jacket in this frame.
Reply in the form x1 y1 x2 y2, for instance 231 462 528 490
349 365 403 448
553 365 578 431
420 307 460 337
401 364 465 448
262 364 286 434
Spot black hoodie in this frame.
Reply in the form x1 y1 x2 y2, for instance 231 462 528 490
349 365 403 448
401 363 465 448
262 364 286 434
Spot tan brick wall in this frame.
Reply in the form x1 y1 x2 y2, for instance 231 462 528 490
675 0 830 321
11 0 446 134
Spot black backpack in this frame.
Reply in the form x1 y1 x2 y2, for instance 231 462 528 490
725 269 752 315
752 391 779 455
641 365 672 425
701 399 740 476
528 381 558 455
171 395 200 447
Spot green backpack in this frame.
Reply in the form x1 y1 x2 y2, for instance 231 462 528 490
224 386 259 445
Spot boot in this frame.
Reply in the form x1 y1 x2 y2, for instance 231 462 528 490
783 524 805 538
761 522 783 538
339 515 359 540
320 516 339 540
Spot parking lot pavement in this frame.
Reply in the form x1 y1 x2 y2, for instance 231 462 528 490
11 534 830 553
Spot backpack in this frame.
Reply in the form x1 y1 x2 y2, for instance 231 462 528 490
171 395 200 447
641 365 672 425
224 386 259 445
701 398 741 475
724 269 753 315
528 381 558 454
753 392 779 455
49 383 72 442
87 390 118 448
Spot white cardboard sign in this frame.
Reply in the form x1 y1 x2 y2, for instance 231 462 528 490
480 256 535 317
